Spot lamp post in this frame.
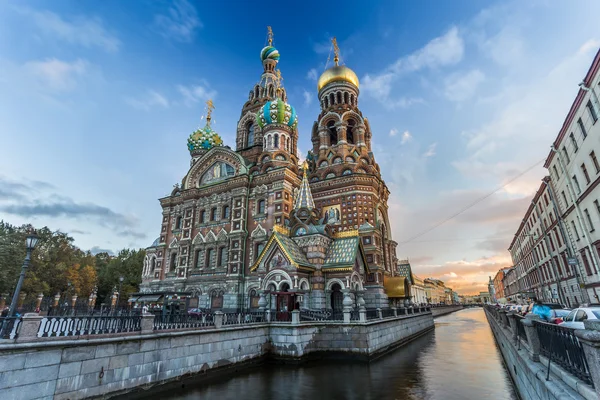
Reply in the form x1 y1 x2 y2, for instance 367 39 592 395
7 229 39 318
117 276 124 311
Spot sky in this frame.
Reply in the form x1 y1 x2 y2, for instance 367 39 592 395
1 0 599 294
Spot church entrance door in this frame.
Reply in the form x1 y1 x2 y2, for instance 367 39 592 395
331 283 343 314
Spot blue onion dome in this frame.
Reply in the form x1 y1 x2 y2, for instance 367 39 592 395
260 46 280 63
187 122 224 155
256 97 298 129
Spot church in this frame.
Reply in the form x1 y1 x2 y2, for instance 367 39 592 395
138 29 410 312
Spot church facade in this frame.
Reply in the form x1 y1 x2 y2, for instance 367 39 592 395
139 31 406 311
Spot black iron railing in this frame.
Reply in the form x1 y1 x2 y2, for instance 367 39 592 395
514 314 527 343
381 308 395 318
40 315 141 337
154 313 214 330
222 311 265 325
0 317 22 339
366 309 380 320
350 309 360 321
534 321 594 387
299 309 333 321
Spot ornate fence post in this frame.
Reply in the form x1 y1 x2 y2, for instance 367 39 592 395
377 308 382 319
141 313 155 334
16 313 42 341
506 312 518 340
391 307 397 317
214 311 224 328
265 309 271 322
35 293 44 311
575 320 600 399
359 308 367 322
292 310 300 324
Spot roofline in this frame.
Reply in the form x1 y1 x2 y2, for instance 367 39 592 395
507 177 550 250
545 48 600 168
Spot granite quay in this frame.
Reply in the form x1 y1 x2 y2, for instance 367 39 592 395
484 305 600 400
0 306 437 400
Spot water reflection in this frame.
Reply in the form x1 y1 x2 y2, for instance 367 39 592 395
139 309 517 400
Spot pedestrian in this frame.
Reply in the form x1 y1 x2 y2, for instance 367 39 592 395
142 305 148 314
531 299 551 321
1 307 8 317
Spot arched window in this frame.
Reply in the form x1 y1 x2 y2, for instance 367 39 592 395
170 252 177 269
247 122 255 146
151 257 156 271
332 157 342 164
210 208 217 221
344 92 349 104
345 156 354 162
351 94 355 106
269 85 274 98
267 135 273 149
250 289 259 309
222 205 230 219
346 119 355 144
200 162 235 184
254 86 259 99
342 169 352 175
200 210 206 223
329 93 335 106
326 172 336 179
319 160 328 168
327 120 337 145
195 249 203 268
175 216 182 230
219 247 228 266
337 92 342 104
274 134 279 149
258 199 266 214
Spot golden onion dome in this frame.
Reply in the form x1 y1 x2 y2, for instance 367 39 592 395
317 65 360 92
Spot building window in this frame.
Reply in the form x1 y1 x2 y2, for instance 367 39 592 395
170 252 177 269
591 151 600 173
200 210 206 223
595 200 600 218
582 163 591 184
573 175 581 193
363 236 371 245
582 253 593 275
247 122 255 146
219 247 228 266
195 250 203 268
210 208 217 221
206 248 213 268
585 208 594 231
587 100 599 123
255 242 265 258
552 165 560 179
258 199 266 214
562 146 570 164
561 191 568 207
175 216 182 230
222 205 230 219
578 117 587 139
571 221 580 240
570 132 579 152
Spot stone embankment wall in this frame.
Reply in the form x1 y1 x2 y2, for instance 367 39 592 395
430 305 463 317
0 313 434 400
484 308 596 400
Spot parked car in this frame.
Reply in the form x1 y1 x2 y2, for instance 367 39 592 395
548 309 571 324
559 307 600 329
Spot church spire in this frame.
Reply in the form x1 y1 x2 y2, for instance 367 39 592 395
293 161 315 211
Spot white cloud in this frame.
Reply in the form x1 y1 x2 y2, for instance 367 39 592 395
579 39 600 55
154 0 202 42
16 7 120 52
306 68 318 81
444 69 485 102
303 89 312 106
389 128 398 137
362 27 463 105
177 83 216 107
401 130 412 144
125 90 170 111
23 58 88 91
423 142 437 158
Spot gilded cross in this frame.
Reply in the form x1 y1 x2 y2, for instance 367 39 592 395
206 99 215 123
332 37 340 66
267 26 273 46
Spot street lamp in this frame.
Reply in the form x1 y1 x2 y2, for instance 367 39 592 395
117 276 124 311
7 229 39 318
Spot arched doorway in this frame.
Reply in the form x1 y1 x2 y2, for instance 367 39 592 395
331 283 343 312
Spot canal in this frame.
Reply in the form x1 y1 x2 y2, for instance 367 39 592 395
134 308 517 400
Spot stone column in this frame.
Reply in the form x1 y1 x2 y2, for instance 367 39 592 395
356 290 366 311
71 294 78 308
292 310 300 324
336 122 347 145
318 127 329 151
521 314 542 361
214 311 224 328
53 293 60 308
35 293 43 311
391 307 397 317
575 320 600 399
258 291 267 311
507 312 518 340
141 313 155 334
499 309 509 327
356 127 366 148
16 313 42 341
377 308 382 319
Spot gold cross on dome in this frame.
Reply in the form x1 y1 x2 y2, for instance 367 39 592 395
267 26 274 46
332 37 340 66
206 99 215 122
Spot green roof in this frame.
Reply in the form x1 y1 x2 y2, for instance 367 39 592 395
274 232 311 267
322 237 360 269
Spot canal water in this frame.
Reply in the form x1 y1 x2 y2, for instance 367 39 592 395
139 308 517 400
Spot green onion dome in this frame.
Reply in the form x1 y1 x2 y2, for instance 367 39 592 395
260 46 280 63
187 122 223 155
256 98 298 129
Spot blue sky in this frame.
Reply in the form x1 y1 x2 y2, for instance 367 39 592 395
1 0 599 293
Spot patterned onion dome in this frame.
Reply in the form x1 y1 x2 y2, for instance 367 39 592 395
187 123 223 153
260 46 280 62
256 98 298 129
